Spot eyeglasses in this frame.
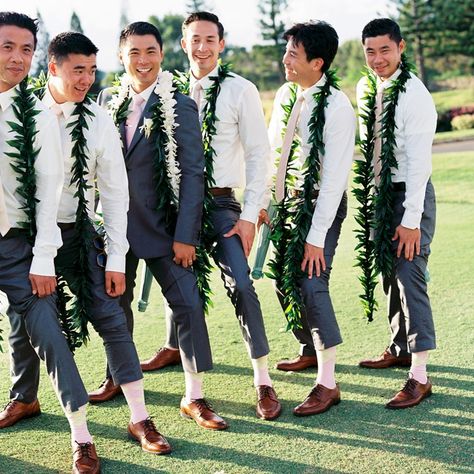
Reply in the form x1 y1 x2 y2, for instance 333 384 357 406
93 235 107 268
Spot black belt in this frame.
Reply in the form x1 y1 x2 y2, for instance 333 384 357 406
392 182 406 192
210 187 233 197
58 222 75 230
1 228 28 239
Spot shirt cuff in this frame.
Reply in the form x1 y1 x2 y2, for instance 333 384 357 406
401 211 422 230
240 205 260 224
305 229 326 249
105 254 126 273
29 256 56 276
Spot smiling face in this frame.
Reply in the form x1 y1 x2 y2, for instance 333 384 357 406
120 34 163 93
0 24 34 92
181 20 225 79
48 53 96 103
363 34 405 81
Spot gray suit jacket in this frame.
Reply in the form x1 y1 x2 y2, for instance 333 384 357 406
98 88 205 259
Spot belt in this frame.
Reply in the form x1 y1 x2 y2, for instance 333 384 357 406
392 182 406 192
209 187 233 197
289 189 320 199
1 228 28 239
58 222 76 230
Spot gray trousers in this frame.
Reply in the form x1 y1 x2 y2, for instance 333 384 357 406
385 180 436 356
164 194 270 359
116 250 213 374
8 227 142 411
276 193 347 354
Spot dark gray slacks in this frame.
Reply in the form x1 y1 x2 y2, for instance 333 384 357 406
164 194 270 359
275 193 347 353
384 180 436 356
116 251 213 374
2 233 88 412
8 227 142 408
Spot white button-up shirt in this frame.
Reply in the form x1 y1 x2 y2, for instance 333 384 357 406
0 85 63 276
190 66 271 224
268 75 356 248
357 70 437 229
43 87 129 273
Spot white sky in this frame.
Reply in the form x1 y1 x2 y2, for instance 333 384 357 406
1 0 395 71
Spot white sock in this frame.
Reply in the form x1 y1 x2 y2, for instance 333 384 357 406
410 351 429 384
184 371 204 403
121 378 149 424
251 355 272 387
64 404 93 447
315 346 337 389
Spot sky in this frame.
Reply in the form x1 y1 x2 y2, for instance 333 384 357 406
1 0 395 71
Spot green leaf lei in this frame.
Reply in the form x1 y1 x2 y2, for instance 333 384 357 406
174 62 233 314
267 70 340 330
354 54 416 322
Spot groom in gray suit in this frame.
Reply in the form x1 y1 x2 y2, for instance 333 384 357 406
91 21 228 430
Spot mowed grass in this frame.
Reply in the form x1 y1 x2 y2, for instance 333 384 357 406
0 151 473 473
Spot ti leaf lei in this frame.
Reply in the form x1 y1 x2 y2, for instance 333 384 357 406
354 54 416 322
174 62 233 314
267 70 340 330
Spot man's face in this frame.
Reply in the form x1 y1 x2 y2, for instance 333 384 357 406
120 34 163 93
282 38 323 89
49 54 96 103
181 20 225 78
0 25 34 93
363 34 405 80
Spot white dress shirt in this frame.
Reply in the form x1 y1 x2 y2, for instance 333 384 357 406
268 75 356 248
43 87 129 273
356 70 437 229
0 86 63 276
190 66 271 224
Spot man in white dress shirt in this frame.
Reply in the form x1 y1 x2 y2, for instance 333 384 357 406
357 18 437 409
267 21 355 416
140 12 281 421
1 30 172 472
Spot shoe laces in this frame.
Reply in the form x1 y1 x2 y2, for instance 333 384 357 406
193 398 214 414
401 377 419 396
142 417 158 436
76 442 94 459
258 385 276 401
3 400 18 412
308 384 326 400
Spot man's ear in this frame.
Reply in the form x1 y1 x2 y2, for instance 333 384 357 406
311 57 324 72
181 37 187 53
399 39 406 54
48 61 57 76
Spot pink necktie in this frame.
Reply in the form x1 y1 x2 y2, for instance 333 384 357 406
275 95 304 203
126 94 145 147
373 88 384 186
192 82 203 110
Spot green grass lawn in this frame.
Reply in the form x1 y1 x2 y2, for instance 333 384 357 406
1 151 473 473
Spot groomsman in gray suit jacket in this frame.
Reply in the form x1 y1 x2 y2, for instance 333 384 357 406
92 21 228 431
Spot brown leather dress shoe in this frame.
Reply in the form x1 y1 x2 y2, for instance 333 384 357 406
140 347 181 372
256 385 282 420
88 378 122 404
275 355 317 371
180 397 228 430
128 417 172 454
385 377 432 409
293 384 341 416
0 399 41 429
359 349 412 369
72 442 100 474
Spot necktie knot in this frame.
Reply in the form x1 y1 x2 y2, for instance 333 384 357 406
51 103 63 118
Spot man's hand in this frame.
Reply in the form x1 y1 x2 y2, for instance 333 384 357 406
224 219 256 257
173 241 196 268
105 271 126 297
392 225 421 261
29 274 56 298
257 209 271 231
301 243 326 279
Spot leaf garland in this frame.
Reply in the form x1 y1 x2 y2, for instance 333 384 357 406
354 54 416 321
267 71 340 330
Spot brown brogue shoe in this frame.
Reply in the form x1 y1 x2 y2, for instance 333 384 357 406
0 399 41 429
140 347 181 372
293 384 341 416
386 377 432 409
256 385 282 420
72 442 100 474
180 397 228 430
128 417 172 454
275 355 317 372
88 378 122 404
359 349 412 369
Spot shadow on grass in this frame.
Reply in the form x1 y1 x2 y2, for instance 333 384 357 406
0 455 57 474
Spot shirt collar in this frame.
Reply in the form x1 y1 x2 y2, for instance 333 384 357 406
129 76 158 103
298 74 327 102
0 85 19 112
190 64 219 91
377 67 403 91
42 85 78 119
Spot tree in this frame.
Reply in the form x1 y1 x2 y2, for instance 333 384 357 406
70 11 84 34
31 10 50 77
332 39 366 87
185 0 213 13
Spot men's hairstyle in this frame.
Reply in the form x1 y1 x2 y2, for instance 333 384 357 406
48 32 98 64
362 18 403 44
182 11 224 41
283 21 338 72
119 21 163 49
0 11 38 48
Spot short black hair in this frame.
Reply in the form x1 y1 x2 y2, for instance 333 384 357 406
182 11 224 41
362 18 403 44
283 21 338 72
48 32 98 64
119 21 163 49
0 11 38 48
